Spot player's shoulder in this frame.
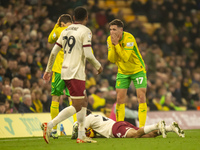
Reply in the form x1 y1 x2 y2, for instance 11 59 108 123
82 25 91 32
124 31 134 39
56 26 67 34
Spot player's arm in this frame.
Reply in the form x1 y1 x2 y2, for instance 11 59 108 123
43 41 62 82
84 46 102 74
114 43 133 62
107 37 118 63
45 44 61 72
83 29 102 74
48 24 60 43
111 33 134 62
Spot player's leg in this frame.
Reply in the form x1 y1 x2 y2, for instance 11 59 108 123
165 122 185 137
141 130 161 138
42 104 76 143
50 96 60 138
126 124 156 138
65 79 96 143
136 88 147 127
42 79 79 144
66 88 77 123
115 73 130 122
132 71 147 127
126 121 166 138
71 121 79 139
71 98 86 140
69 97 77 123
115 89 127 121
50 72 64 139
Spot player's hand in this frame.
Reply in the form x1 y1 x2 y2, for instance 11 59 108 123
43 72 52 82
111 33 120 45
97 66 103 74
56 17 61 26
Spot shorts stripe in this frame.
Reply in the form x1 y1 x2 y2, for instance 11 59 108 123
70 96 85 99
83 44 91 47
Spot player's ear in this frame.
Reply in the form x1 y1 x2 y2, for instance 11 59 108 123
60 22 65 27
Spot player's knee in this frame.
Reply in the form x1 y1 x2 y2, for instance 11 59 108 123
73 105 82 112
72 100 85 112
138 94 146 103
117 94 125 104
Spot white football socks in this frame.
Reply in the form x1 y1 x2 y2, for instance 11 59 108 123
76 107 87 139
144 124 158 134
48 105 76 129
165 125 173 132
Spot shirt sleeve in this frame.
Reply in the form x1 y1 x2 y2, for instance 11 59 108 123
48 24 59 44
84 46 101 70
115 36 134 62
107 36 118 63
82 28 92 47
55 32 63 48
45 44 61 72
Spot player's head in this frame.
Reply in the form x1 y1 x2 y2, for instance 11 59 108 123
59 14 72 27
73 7 88 24
109 19 124 36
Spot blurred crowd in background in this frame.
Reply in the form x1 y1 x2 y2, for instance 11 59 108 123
0 0 200 121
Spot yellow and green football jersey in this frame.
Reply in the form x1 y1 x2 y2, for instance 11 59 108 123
107 31 146 75
48 24 68 73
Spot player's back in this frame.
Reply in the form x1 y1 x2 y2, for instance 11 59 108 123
57 24 92 80
49 26 68 73
85 114 115 138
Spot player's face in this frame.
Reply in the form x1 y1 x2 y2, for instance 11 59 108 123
109 25 123 37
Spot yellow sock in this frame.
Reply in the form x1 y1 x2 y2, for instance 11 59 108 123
138 103 147 127
69 101 77 122
116 103 125 122
50 101 59 130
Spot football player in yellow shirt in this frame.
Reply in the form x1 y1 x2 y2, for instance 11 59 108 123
107 19 147 127
48 14 74 138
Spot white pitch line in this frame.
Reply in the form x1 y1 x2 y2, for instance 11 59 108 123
0 136 70 142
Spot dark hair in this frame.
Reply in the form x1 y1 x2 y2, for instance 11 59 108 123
87 109 92 115
109 19 124 28
59 14 72 26
74 7 87 21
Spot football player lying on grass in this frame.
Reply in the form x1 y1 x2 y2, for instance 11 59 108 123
71 110 185 139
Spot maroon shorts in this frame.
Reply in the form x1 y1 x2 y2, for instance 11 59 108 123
64 79 85 98
112 121 139 138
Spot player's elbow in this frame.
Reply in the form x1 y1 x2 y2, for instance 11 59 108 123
108 58 116 63
122 56 130 62
86 55 92 60
48 38 52 43
86 56 96 64
123 58 129 63
48 37 54 44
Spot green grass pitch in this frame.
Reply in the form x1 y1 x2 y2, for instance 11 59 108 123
0 130 199 150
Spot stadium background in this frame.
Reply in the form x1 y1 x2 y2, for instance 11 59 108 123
0 0 200 139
